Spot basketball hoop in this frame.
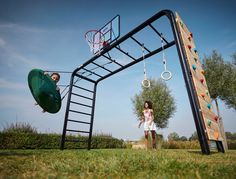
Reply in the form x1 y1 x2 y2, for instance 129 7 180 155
85 30 105 55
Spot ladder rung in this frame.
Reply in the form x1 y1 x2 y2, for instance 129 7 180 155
71 93 93 100
66 129 90 133
70 101 92 108
69 110 92 116
73 85 94 93
68 119 91 125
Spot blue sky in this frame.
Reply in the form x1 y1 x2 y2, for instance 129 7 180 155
0 0 235 140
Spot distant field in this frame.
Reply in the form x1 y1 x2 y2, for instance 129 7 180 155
0 149 236 178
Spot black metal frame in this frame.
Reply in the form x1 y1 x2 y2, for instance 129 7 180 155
60 9 224 154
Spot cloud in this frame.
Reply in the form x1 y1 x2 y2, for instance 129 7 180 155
0 93 33 109
0 38 49 69
0 38 6 46
0 78 26 90
226 40 236 49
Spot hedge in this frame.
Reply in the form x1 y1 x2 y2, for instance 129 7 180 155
0 132 125 149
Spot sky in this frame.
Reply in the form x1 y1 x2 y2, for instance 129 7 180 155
0 0 235 141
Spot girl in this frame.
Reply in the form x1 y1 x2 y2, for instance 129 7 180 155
138 101 157 149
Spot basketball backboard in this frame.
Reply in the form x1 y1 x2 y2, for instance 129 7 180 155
86 15 120 55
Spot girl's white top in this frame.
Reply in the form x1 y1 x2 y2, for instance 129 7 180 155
143 109 157 131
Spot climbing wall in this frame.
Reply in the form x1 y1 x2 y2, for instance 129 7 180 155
175 12 223 141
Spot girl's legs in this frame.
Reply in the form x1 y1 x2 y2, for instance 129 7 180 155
151 131 156 149
144 131 149 150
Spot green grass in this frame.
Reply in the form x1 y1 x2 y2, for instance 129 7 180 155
0 149 236 178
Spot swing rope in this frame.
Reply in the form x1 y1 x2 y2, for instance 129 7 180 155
160 33 172 81
141 44 150 88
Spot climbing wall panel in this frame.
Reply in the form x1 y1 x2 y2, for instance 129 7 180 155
175 12 223 141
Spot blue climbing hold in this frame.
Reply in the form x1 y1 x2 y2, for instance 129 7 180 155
192 64 197 70
207 103 211 109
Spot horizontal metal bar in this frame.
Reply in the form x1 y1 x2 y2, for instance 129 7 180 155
66 129 90 133
71 93 93 100
149 24 169 44
97 40 175 82
70 101 93 108
69 109 92 116
74 73 96 83
73 85 94 93
130 36 151 53
102 54 123 67
68 119 91 125
82 68 103 78
91 62 112 73
114 46 137 61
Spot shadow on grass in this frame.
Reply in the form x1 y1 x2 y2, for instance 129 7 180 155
0 151 33 157
187 150 222 155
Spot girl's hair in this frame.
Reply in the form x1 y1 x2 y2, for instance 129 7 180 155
51 72 60 81
144 101 153 109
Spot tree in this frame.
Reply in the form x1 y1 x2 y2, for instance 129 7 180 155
168 132 180 141
189 131 198 141
179 136 188 141
202 50 236 111
131 78 176 128
225 132 236 140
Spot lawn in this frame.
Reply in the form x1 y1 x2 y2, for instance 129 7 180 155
0 149 236 178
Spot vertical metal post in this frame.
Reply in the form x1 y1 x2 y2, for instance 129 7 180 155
165 10 210 154
216 141 225 153
60 73 75 150
87 82 98 150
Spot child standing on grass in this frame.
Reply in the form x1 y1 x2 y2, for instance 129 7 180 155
138 101 157 149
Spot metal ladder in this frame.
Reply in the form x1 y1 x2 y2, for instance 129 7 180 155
60 73 97 150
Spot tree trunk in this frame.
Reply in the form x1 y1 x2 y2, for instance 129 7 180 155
215 98 228 150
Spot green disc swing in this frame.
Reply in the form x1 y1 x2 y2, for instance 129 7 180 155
28 69 61 113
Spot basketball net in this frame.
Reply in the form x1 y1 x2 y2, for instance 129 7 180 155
85 30 105 55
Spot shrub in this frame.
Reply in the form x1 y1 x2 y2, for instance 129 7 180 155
2 122 37 134
162 140 200 149
0 132 124 149
227 139 236 150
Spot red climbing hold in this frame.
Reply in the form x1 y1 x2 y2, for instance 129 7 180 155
201 93 205 98
187 45 191 49
200 78 204 83
214 116 218 121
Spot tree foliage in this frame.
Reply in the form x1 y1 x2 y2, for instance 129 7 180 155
202 50 236 110
131 78 176 128
168 132 180 141
189 131 198 141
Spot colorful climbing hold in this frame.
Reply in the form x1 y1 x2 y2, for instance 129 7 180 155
200 78 204 83
194 57 198 62
214 116 218 122
190 32 193 37
188 36 191 41
187 45 191 50
207 119 211 127
214 131 219 140
201 93 205 98
201 70 205 75
206 90 209 96
192 64 197 70
207 103 211 109
194 48 197 53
